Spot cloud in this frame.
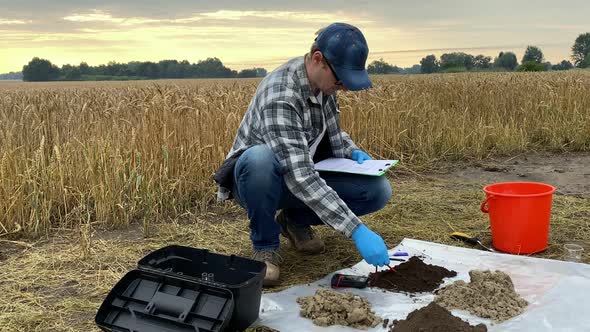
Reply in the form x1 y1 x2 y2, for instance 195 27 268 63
63 11 120 23
0 18 31 25
63 10 167 26
62 9 372 27
199 10 369 23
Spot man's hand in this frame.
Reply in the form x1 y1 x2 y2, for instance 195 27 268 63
351 149 372 164
351 224 389 267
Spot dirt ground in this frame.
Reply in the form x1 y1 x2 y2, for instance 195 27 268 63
436 151 590 198
1 151 589 331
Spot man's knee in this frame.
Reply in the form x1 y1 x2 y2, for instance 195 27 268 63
235 145 280 181
368 176 393 211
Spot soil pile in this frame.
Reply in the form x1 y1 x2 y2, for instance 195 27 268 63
253 326 280 332
388 302 487 332
296 289 382 330
434 270 528 322
369 256 457 293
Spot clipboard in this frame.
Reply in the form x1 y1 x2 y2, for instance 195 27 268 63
313 158 398 176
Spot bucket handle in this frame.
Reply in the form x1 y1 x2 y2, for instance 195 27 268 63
480 196 493 213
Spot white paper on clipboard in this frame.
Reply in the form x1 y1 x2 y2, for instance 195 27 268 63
314 158 398 176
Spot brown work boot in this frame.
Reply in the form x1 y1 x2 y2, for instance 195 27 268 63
276 211 325 255
252 248 282 287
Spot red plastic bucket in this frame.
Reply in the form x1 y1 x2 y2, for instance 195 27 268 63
481 182 556 254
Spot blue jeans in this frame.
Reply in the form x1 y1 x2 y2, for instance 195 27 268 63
232 145 392 250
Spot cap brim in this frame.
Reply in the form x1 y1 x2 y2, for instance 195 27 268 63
333 65 372 91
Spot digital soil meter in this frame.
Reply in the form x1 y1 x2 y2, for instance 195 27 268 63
330 273 369 289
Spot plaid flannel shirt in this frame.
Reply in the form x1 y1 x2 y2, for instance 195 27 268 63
217 56 362 237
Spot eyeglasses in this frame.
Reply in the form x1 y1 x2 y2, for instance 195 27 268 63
324 57 344 86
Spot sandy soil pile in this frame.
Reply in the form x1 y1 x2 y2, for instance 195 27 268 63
296 288 382 330
435 270 528 322
369 256 457 293
387 302 488 332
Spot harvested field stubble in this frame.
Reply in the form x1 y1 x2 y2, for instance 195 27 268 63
0 167 588 330
2 72 590 236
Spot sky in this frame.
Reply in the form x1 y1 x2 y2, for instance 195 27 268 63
1 0 589 73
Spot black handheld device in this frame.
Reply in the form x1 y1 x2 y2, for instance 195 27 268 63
330 273 369 288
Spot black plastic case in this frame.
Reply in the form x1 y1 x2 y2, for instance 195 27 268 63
96 245 267 332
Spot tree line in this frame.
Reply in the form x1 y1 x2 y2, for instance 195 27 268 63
370 32 590 74
7 32 590 81
0 71 23 80
21 57 267 82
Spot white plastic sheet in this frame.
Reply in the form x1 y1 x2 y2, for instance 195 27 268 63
256 238 590 331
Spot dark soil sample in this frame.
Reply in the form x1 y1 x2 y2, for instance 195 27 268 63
368 256 457 293
253 326 280 332
388 302 487 332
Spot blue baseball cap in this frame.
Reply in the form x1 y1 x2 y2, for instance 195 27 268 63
315 23 372 91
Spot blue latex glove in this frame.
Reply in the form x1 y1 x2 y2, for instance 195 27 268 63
351 149 372 164
351 224 389 267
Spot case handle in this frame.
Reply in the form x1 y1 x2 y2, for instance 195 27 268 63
145 291 193 322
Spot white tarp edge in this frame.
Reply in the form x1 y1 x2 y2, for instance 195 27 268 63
256 238 590 332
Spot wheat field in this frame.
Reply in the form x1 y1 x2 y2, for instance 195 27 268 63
1 72 590 331
1 72 590 237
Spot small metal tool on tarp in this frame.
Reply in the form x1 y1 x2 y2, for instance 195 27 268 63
450 231 495 252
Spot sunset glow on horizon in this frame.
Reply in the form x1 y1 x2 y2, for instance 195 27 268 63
1 1 588 73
